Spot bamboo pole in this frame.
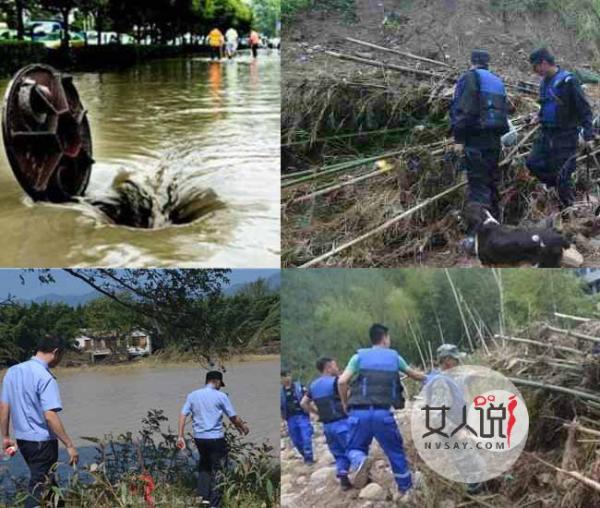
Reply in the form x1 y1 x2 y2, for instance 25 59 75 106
290 165 395 204
345 37 452 68
282 147 416 188
554 312 592 323
325 50 448 80
529 453 600 493
494 334 584 356
545 325 600 344
509 378 600 403
499 125 540 167
299 180 467 267
445 270 474 352
563 423 600 438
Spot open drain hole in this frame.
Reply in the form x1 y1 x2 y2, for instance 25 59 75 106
87 179 224 229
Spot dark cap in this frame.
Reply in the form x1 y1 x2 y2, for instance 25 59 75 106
529 48 555 65
206 370 225 386
471 49 490 67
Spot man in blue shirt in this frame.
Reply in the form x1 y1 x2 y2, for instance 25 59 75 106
0 335 79 508
338 324 426 501
177 371 249 508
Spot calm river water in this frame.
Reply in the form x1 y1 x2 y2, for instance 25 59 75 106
0 52 280 267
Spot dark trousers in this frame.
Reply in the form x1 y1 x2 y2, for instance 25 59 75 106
526 128 579 207
251 44 259 58
463 131 502 234
194 438 229 507
17 439 60 508
210 46 221 60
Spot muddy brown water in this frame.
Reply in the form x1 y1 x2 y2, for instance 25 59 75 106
0 52 280 267
0 359 280 483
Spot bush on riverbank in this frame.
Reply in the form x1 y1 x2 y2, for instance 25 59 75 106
0 41 46 76
3 409 279 507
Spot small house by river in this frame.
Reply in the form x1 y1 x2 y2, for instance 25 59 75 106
74 329 152 362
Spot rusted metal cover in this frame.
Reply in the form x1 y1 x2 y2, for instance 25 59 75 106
2 64 93 202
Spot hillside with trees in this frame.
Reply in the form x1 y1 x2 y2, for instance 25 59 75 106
0 269 280 367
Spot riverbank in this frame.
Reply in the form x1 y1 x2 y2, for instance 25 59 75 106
1 409 280 508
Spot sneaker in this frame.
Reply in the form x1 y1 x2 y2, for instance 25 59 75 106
348 456 372 489
340 476 352 491
393 489 416 505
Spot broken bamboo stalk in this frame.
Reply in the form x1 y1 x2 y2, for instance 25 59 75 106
545 325 600 344
494 334 584 355
299 180 467 267
290 165 395 204
345 37 452 68
510 377 600 403
554 312 592 323
325 50 448 80
563 423 600 438
529 453 600 493
282 147 418 188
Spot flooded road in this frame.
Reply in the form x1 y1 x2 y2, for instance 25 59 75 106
0 52 280 267
0 359 279 482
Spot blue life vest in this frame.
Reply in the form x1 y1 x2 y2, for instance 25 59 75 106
473 69 509 132
280 381 306 419
309 375 346 423
539 69 574 128
348 348 404 408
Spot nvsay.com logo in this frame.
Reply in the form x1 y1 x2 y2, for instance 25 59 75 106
411 366 529 483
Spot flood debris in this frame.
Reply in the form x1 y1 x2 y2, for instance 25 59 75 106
282 37 600 268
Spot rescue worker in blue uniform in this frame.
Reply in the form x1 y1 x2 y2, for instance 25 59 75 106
281 370 314 464
526 48 595 208
338 324 427 500
451 49 510 240
424 344 484 494
301 357 352 490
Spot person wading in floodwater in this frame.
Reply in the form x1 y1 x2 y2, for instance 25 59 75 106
177 371 249 508
0 335 79 508
250 30 261 58
208 27 225 60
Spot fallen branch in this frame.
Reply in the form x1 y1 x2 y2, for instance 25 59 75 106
345 37 452 68
495 334 584 356
299 180 467 267
509 377 600 403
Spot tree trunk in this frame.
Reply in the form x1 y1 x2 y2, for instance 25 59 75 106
16 0 25 40
62 8 71 51
96 11 103 46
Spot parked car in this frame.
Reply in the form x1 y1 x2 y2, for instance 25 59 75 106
27 20 62 38
37 31 85 49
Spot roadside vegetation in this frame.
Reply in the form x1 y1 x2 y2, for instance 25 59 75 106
2 409 279 507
